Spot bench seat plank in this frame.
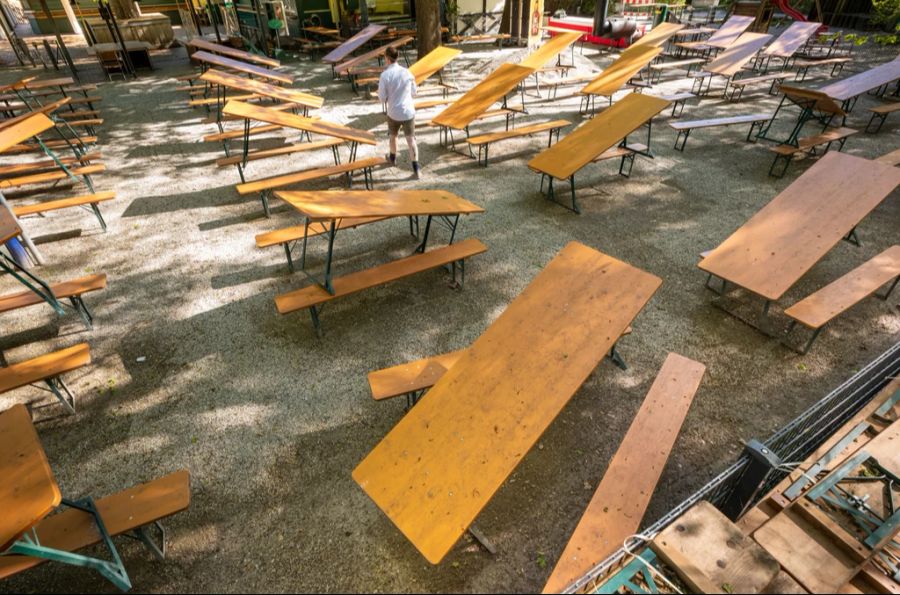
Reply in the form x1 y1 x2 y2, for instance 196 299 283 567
236 157 385 195
0 343 90 394
203 123 282 143
769 126 857 155
0 274 107 315
275 238 487 314
275 189 484 219
543 352 705 594
216 138 343 167
784 245 900 329
467 119 570 146
0 164 105 189
0 152 100 177
191 51 293 85
199 69 323 110
0 470 191 580
13 191 115 217
352 242 662 564
869 101 900 114
3 137 97 155
669 113 770 130
255 216 387 248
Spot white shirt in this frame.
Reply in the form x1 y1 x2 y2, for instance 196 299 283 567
378 62 417 122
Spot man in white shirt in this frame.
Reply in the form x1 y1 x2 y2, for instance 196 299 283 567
377 46 420 178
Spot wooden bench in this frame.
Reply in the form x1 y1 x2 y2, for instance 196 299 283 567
352 242 662 564
466 119 570 167
275 238 487 332
648 58 706 83
540 73 598 100
0 152 100 177
448 33 510 46
235 157 386 215
203 124 282 143
877 148 900 167
669 113 771 151
368 327 635 409
726 71 790 101
658 91 695 117
2 136 97 155
255 216 388 271
13 190 114 231
866 101 900 133
794 56 851 81
768 126 857 177
0 163 105 191
0 403 191 590
543 352 705 593
783 245 900 354
0 343 90 414
0 273 106 329
216 138 344 168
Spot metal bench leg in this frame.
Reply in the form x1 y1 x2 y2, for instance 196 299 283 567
878 275 899 300
283 242 296 272
769 153 791 178
619 152 635 177
128 521 167 560
865 112 887 134
90 203 107 231
747 120 764 143
786 322 822 355
69 296 94 329
674 129 690 151
569 176 579 214
45 376 76 414
309 305 324 338
606 342 627 370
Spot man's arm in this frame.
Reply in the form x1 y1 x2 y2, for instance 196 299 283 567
377 72 388 103
409 72 417 98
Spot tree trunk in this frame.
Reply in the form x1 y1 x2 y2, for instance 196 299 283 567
416 0 441 57
109 0 140 20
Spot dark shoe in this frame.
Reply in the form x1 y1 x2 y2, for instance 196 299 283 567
412 161 421 179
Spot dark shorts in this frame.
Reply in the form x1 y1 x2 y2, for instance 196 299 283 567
387 116 415 136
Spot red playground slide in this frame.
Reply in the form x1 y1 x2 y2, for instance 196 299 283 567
774 0 807 22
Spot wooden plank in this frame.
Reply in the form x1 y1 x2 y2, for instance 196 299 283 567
0 203 20 244
0 113 55 154
703 15 755 48
652 501 781 594
0 470 190 580
580 45 662 97
352 242 662 564
432 63 535 130
0 343 90 394
0 404 61 551
467 119 571 145
0 274 107 315
199 69 323 110
336 37 414 75
275 189 484 219
408 46 462 85
706 33 773 78
779 84 846 116
368 350 466 401
630 23 686 48
819 56 900 102
235 157 385 195
13 191 115 216
543 353 705 593
528 93 670 180
669 113 770 131
762 21 822 58
877 148 900 166
222 99 369 144
784 245 900 329
698 152 900 301
191 51 293 84
322 24 387 63
520 32 582 70
276 239 487 314
187 37 280 67
754 503 864 593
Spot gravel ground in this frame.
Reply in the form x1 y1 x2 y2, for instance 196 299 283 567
0 29 898 594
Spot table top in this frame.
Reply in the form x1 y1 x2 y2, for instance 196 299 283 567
187 37 280 68
529 93 670 180
192 50 293 85
706 32 772 77
274 189 484 219
336 36 414 74
432 63 535 130
779 84 846 115
762 20 821 58
200 70 323 110
323 24 387 64
304 26 342 38
630 22 686 48
352 242 662 564
0 404 61 552
705 15 754 48
580 44 662 96
222 99 373 144
699 152 900 301
408 46 462 85
819 56 900 102
519 31 581 70
0 113 55 154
